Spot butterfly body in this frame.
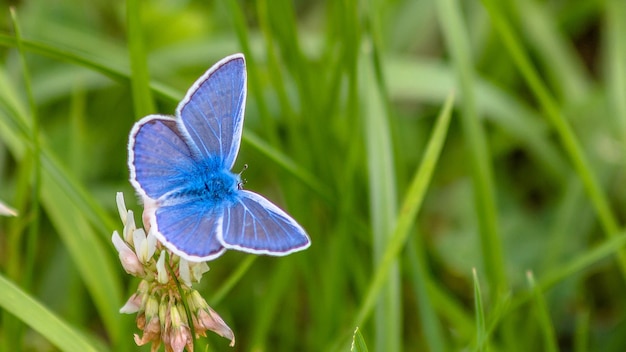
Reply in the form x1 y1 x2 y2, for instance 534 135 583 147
166 157 240 207
128 54 310 262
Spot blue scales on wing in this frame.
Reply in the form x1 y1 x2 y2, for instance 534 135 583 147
154 200 226 260
176 55 246 170
130 116 196 200
220 191 310 255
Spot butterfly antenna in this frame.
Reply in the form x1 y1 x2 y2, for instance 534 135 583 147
237 164 248 190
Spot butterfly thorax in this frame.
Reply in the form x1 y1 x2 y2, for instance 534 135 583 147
163 158 240 206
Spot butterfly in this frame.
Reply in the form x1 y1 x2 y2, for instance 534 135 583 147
128 54 310 262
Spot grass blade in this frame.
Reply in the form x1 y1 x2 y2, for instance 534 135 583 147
437 0 506 293
605 0 626 143
9 7 42 291
473 268 487 351
0 274 100 352
361 35 401 352
406 237 447 351
343 91 454 347
126 0 155 117
574 308 590 352
510 233 626 310
351 327 370 352
513 0 591 102
526 271 558 352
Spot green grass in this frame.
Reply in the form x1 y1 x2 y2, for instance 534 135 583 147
1 0 626 351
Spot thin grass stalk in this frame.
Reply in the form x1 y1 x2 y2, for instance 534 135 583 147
330 92 454 350
256 0 289 147
1 155 31 351
126 0 154 118
3 9 42 350
351 327 370 352
574 308 590 352
9 7 41 291
250 260 295 350
472 268 487 351
526 271 558 352
224 0 278 145
406 237 447 351
605 0 626 147
361 37 401 352
436 0 507 294
209 255 256 305
513 0 591 102
509 233 626 311
427 280 475 342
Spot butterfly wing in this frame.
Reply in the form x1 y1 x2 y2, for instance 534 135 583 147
151 200 227 261
130 115 227 260
128 115 196 201
219 190 310 255
176 54 246 170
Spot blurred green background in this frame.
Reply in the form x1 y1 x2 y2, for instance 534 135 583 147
1 0 626 351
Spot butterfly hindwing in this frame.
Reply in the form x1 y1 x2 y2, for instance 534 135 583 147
219 190 311 255
153 200 227 261
129 115 196 200
176 54 246 170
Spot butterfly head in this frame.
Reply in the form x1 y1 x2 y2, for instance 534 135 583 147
237 164 248 190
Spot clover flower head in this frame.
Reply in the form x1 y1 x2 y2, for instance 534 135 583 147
113 192 235 351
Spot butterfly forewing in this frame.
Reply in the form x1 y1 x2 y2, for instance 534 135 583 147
129 116 196 200
176 54 246 170
219 191 311 255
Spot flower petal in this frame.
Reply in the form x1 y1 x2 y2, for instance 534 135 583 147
179 258 191 287
146 229 157 259
123 210 136 243
156 251 169 284
0 200 17 217
116 192 127 224
112 231 145 276
197 306 235 346
120 293 142 314
133 228 147 251
112 231 130 253
190 262 210 283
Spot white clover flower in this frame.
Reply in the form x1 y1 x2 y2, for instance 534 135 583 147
113 192 235 350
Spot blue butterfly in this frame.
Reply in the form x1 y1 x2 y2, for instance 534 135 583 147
128 54 310 261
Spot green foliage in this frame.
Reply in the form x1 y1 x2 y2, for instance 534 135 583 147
1 0 626 351
351 327 369 352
